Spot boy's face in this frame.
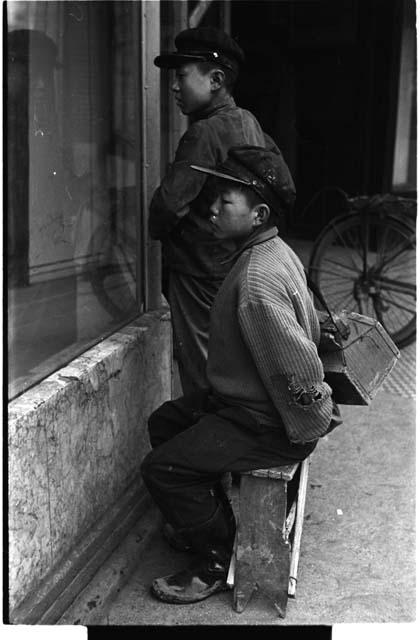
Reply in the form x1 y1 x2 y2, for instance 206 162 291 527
172 62 214 115
209 183 263 240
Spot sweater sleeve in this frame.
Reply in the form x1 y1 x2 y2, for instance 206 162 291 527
148 122 217 239
238 296 333 443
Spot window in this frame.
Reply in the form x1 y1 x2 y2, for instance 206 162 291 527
6 1 144 399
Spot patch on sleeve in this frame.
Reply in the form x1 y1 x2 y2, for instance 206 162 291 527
287 374 325 408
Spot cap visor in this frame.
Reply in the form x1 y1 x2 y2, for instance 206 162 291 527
154 53 207 68
190 165 251 186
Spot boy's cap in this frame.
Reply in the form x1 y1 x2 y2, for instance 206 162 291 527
191 146 296 215
154 26 244 73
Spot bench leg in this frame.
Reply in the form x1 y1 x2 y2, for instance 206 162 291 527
288 457 310 597
233 475 291 617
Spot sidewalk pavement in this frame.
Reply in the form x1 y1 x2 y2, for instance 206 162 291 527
68 342 415 627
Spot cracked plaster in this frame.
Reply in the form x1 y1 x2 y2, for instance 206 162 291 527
8 310 171 611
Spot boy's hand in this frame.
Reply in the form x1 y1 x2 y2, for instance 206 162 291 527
175 205 190 219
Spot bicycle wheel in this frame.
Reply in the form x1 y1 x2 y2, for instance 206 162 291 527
309 211 416 348
87 225 138 321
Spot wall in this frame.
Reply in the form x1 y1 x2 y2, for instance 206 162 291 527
8 309 172 613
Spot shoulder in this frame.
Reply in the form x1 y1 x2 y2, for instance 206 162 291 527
178 120 210 145
209 104 259 125
242 238 306 305
174 121 215 163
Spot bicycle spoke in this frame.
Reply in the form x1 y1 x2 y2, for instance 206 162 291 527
382 253 415 271
347 300 359 312
384 290 416 313
379 235 416 271
379 284 416 306
342 297 359 313
329 220 362 272
328 291 356 310
375 224 391 271
376 277 416 296
378 293 416 314
321 285 355 297
310 265 357 280
316 257 359 274
361 217 370 277
381 255 415 278
346 225 365 263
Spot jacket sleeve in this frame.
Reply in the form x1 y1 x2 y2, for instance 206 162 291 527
149 122 217 239
238 295 333 444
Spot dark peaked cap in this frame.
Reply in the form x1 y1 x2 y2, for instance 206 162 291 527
191 146 296 216
154 26 244 72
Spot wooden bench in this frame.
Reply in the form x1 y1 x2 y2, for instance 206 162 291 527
227 457 310 617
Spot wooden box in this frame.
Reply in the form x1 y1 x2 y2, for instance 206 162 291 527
321 312 400 405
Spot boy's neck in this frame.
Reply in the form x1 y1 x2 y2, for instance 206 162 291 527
191 91 234 122
221 225 279 263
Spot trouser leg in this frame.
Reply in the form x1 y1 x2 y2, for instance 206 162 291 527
147 392 210 449
147 394 235 551
142 412 236 530
142 408 241 604
168 272 222 395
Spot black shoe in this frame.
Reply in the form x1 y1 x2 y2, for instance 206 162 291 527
150 548 230 604
162 522 192 552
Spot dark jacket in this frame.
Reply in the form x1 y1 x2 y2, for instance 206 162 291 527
149 95 292 279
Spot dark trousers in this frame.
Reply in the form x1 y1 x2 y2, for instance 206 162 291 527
141 392 316 533
168 272 223 396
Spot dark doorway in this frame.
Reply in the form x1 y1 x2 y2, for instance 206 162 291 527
231 0 410 237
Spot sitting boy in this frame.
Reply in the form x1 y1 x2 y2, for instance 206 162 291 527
141 146 341 605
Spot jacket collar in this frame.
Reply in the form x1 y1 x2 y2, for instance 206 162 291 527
191 94 236 122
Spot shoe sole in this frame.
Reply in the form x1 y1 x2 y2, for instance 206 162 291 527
150 580 229 604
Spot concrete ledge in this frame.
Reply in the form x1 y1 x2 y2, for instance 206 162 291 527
8 309 172 613
9 476 158 624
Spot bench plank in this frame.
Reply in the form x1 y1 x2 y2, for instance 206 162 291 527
232 457 311 617
233 474 291 617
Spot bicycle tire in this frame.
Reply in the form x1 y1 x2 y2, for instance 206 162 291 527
308 211 416 348
87 226 137 321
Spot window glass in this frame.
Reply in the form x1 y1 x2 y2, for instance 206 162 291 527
7 1 142 399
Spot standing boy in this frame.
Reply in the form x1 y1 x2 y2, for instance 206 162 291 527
150 26 295 395
141 146 341 605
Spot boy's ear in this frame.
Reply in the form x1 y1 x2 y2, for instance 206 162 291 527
253 203 270 226
210 68 225 90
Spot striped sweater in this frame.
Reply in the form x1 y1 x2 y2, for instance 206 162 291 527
207 230 333 443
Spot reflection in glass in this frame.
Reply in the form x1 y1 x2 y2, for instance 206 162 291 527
7 1 141 398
